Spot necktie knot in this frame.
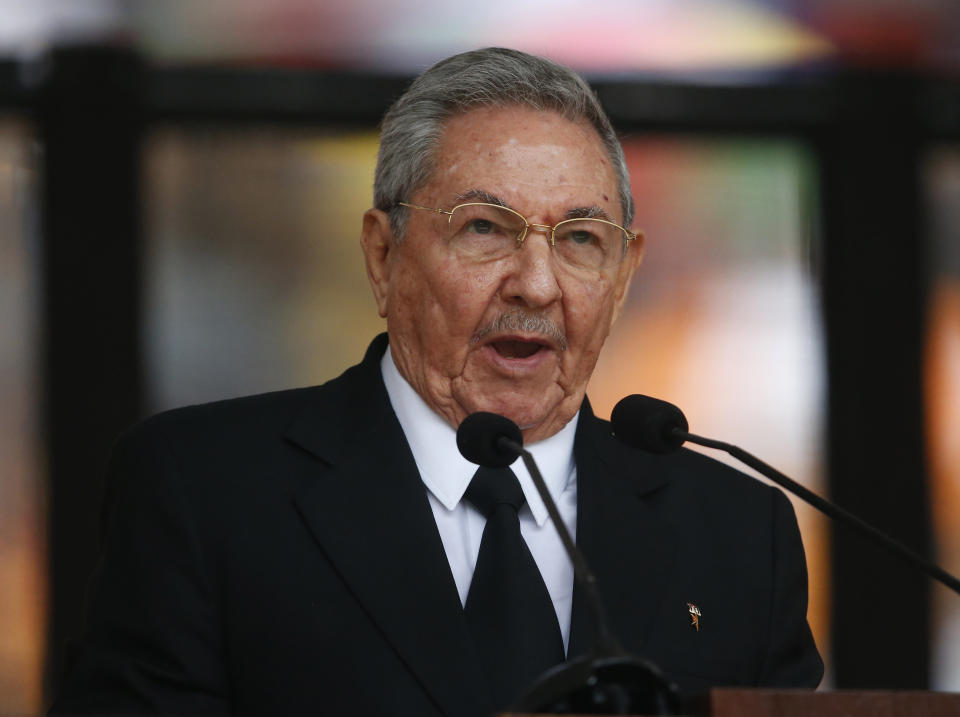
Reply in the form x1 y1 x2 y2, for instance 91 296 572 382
464 465 526 518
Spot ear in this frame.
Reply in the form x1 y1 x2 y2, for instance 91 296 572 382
608 230 645 329
360 208 395 318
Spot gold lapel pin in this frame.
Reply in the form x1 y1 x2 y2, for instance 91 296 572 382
687 602 701 632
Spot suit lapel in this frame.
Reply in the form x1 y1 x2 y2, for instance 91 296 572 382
568 402 680 661
287 336 493 717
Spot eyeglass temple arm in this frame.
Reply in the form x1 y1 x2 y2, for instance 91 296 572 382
397 201 452 216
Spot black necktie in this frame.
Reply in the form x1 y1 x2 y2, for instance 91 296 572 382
463 465 565 708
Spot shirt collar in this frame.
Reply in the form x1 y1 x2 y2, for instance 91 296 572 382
381 347 578 527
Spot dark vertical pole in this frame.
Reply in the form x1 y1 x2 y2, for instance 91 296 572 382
818 70 932 688
39 44 144 698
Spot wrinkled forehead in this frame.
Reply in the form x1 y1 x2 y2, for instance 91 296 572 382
426 106 620 216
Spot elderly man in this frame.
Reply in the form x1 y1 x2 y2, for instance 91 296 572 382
52 48 822 716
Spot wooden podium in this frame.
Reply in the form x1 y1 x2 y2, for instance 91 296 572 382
702 688 960 717
502 687 960 716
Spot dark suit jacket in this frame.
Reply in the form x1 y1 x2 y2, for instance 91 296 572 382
52 334 822 716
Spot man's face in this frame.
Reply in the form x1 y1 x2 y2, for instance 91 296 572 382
362 105 642 443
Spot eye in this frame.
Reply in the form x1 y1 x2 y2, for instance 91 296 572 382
554 220 620 269
466 219 496 234
566 229 598 245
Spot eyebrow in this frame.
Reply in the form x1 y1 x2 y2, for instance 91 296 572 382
455 188 511 207
455 189 616 223
565 205 615 223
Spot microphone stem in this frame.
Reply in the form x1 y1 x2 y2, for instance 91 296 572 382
678 429 960 596
506 439 623 656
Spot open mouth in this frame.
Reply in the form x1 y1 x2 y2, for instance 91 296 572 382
489 339 546 359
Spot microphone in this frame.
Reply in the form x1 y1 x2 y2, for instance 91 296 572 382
610 394 687 454
610 394 960 597
456 412 522 468
456 412 680 715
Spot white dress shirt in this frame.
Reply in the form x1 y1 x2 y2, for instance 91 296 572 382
381 349 579 652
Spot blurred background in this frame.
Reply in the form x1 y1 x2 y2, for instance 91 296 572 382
0 0 958 713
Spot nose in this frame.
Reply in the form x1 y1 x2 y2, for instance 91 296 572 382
500 227 562 309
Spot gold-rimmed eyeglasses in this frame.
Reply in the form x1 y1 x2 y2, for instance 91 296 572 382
398 201 640 271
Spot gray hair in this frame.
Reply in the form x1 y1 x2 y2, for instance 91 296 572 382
374 47 634 240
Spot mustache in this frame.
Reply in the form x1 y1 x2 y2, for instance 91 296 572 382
470 311 568 351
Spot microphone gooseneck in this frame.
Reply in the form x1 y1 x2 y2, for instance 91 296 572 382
456 412 621 657
455 412 680 715
610 394 960 597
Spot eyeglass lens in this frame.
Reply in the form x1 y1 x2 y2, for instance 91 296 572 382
447 204 623 270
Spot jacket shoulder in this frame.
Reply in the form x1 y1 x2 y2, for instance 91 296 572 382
133 384 324 444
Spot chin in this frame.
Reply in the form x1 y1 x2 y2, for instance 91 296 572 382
472 400 554 434
453 380 568 434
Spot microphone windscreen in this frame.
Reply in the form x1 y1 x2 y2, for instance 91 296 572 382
611 395 689 454
456 412 523 468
